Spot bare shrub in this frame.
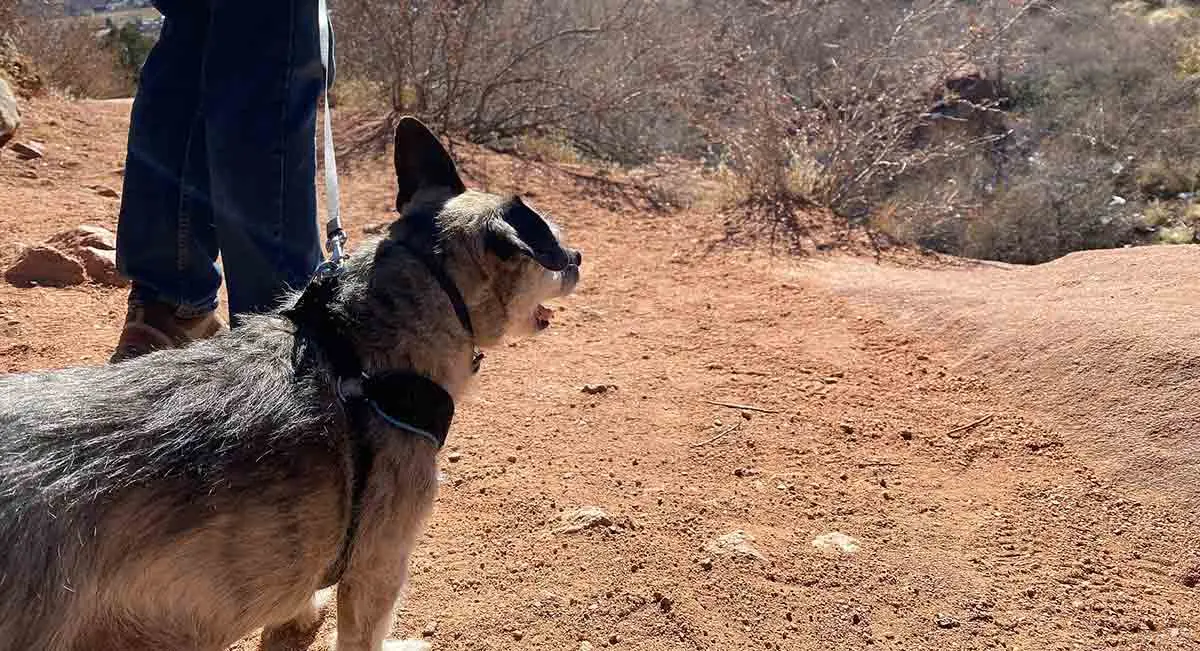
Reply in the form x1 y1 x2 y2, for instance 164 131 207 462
14 18 130 98
332 0 716 165
882 1 1200 262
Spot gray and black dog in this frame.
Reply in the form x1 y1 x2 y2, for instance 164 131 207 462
0 117 581 651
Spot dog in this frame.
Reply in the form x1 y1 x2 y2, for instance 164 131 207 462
0 116 582 651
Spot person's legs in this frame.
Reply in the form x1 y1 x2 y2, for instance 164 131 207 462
204 0 324 323
112 0 227 362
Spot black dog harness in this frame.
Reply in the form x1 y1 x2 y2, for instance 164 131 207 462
282 243 479 588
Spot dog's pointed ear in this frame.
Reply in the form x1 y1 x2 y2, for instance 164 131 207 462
486 198 571 271
394 116 466 211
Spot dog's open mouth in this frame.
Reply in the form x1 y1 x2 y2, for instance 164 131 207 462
535 304 553 331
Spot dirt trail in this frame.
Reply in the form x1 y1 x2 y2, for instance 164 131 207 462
813 248 1200 509
2 98 1197 650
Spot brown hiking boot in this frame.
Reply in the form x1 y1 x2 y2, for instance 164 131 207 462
109 299 228 363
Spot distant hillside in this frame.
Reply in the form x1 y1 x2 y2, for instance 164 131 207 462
22 0 153 17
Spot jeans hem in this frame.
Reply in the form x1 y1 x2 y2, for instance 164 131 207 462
129 284 219 319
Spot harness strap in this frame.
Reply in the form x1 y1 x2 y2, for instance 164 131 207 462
282 273 454 589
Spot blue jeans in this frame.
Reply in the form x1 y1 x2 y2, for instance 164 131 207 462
116 0 325 323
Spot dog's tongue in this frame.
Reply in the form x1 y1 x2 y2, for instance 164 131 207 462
536 304 554 330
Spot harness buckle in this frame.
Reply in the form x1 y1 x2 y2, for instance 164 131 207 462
336 375 365 402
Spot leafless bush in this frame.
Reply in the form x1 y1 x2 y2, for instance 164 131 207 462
0 0 16 27
332 0 717 164
881 1 1200 262
14 17 130 98
6 0 1177 263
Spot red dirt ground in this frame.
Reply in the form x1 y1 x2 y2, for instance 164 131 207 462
1 98 1198 651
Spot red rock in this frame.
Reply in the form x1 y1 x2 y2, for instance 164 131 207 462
47 225 117 252
75 246 128 287
3 245 86 287
10 140 43 160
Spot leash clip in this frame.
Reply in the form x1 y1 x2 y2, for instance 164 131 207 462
320 227 349 275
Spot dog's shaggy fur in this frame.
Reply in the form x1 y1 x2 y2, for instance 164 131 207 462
0 117 581 651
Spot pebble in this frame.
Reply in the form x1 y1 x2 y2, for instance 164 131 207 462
935 613 960 629
811 531 861 555
705 530 765 561
11 140 44 160
90 184 119 198
555 506 612 533
581 384 616 395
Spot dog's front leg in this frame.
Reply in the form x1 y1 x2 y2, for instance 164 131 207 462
333 551 411 651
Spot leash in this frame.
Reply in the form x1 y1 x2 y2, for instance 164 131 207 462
317 0 346 274
303 4 483 586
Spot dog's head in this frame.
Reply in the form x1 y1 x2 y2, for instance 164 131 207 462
382 117 581 345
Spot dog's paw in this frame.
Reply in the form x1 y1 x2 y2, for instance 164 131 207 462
259 591 334 651
382 641 432 651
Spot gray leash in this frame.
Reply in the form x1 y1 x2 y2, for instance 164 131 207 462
316 0 346 275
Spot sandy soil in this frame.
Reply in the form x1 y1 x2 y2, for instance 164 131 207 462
1 97 1197 651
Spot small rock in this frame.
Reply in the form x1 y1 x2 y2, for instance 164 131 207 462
698 557 713 570
579 643 594 651
75 246 128 287
4 245 86 287
0 78 19 149
820 376 840 385
839 422 855 434
811 531 861 555
581 384 616 395
935 613 960 629
446 452 463 462
705 530 765 561
1181 565 1200 588
422 621 437 637
10 140 43 160
555 506 612 533
512 631 524 641
608 634 619 645
506 454 517 463
900 430 914 441
48 227 115 252
90 185 120 199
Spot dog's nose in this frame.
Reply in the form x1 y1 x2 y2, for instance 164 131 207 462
570 249 582 266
